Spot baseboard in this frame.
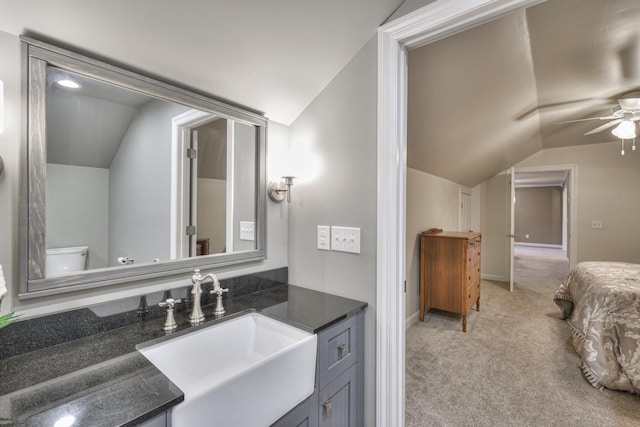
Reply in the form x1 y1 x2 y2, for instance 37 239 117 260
482 273 507 282
406 311 419 329
515 242 563 249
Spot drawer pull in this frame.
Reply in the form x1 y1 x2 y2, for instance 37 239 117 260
323 402 332 414
337 344 347 357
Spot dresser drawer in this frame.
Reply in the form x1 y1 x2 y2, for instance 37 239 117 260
465 281 479 311
467 264 480 287
318 315 358 389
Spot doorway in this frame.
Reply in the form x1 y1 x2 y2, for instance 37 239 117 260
376 1 545 425
513 246 569 294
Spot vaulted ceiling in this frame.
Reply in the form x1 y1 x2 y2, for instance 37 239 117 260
408 0 640 188
0 0 404 125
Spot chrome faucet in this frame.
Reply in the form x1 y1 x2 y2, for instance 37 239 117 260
209 273 229 317
190 268 228 323
189 268 209 325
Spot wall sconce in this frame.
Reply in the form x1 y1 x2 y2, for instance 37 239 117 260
268 176 296 203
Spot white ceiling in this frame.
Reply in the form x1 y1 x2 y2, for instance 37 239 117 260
0 0 404 125
408 0 640 188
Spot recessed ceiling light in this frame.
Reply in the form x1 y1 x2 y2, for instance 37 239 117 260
57 79 80 89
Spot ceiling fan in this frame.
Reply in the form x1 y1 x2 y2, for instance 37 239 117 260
557 97 640 137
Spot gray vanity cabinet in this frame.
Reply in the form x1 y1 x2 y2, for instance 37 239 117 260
274 310 365 427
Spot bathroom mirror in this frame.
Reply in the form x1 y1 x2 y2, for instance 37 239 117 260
19 37 267 297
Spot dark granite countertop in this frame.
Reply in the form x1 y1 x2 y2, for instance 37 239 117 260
0 279 366 426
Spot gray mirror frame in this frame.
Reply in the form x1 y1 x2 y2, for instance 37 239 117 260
18 36 267 298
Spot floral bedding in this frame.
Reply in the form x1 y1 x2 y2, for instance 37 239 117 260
554 261 640 394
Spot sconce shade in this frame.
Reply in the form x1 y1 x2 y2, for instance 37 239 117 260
611 120 636 139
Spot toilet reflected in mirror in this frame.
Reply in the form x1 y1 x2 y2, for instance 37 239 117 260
45 246 89 277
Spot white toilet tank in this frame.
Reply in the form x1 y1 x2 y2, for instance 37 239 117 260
46 245 89 276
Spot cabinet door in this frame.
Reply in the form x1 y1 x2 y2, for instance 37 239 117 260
318 364 357 427
137 412 167 427
273 396 317 427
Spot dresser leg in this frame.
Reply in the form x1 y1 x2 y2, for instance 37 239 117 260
462 315 467 332
476 297 480 312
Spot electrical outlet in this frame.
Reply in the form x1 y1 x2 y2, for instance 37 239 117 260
317 225 330 250
331 226 361 254
240 221 255 240
591 220 603 229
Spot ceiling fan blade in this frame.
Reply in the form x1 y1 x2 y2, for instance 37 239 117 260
555 116 617 124
584 119 622 135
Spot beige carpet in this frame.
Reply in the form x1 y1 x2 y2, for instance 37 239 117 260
406 247 640 426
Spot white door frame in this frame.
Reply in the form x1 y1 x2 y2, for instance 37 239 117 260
376 0 544 425
508 167 516 292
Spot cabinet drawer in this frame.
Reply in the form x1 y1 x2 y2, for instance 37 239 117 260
318 315 358 389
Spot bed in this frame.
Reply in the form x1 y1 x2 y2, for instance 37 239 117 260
554 261 640 394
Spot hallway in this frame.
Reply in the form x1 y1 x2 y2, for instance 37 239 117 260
513 245 569 294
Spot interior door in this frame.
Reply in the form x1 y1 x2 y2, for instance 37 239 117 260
507 167 515 292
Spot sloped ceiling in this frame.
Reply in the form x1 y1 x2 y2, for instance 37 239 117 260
0 0 404 125
408 0 640 188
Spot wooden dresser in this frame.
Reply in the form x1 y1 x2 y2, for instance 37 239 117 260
420 229 482 332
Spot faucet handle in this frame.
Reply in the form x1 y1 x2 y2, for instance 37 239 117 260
159 298 182 310
209 287 229 296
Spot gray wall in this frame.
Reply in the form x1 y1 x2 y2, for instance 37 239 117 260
405 168 460 320
109 100 188 266
195 119 227 180
287 36 377 427
514 186 562 245
481 141 640 281
516 142 640 263
46 164 110 269
197 178 226 253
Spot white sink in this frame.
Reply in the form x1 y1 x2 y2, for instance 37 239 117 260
138 312 317 427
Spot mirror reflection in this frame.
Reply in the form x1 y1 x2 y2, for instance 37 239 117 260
44 66 257 278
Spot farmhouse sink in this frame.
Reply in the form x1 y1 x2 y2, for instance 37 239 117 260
138 312 317 427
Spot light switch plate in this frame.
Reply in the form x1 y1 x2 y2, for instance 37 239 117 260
317 225 330 250
240 221 255 240
591 220 603 229
331 226 361 254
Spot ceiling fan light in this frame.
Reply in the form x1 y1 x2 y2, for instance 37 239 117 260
611 120 636 139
